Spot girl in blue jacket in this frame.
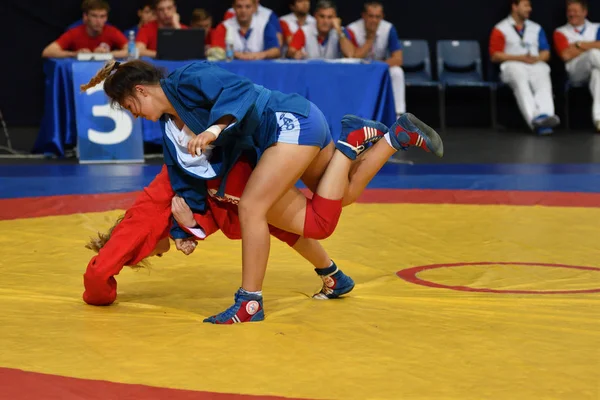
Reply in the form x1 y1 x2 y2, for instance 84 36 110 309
81 59 443 324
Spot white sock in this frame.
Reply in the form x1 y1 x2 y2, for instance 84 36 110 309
240 288 262 297
384 132 395 150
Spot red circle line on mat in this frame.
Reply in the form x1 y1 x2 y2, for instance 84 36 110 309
396 262 600 294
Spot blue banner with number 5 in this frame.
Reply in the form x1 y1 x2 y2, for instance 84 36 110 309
72 62 144 163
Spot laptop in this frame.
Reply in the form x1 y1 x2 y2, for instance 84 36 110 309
156 28 206 61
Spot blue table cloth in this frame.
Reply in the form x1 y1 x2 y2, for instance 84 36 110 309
34 58 396 156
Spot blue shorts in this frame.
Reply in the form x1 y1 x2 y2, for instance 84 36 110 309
275 102 332 149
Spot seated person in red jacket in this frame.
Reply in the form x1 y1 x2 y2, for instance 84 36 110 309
42 0 127 58
136 0 188 58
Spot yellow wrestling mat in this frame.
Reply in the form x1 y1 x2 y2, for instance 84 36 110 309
1 203 599 399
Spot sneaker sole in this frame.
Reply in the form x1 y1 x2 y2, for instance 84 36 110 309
203 311 265 324
313 283 355 300
405 113 444 158
533 115 560 128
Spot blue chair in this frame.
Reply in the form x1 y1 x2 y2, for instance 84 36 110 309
487 60 514 129
402 39 445 128
66 19 83 31
564 79 589 129
487 60 503 86
437 40 497 129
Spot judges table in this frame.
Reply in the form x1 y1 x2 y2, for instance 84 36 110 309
34 58 396 157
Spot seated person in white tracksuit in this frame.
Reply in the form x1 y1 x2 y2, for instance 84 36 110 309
280 0 316 46
554 0 600 132
489 0 560 135
346 2 405 118
222 0 283 47
287 0 355 60
211 0 280 61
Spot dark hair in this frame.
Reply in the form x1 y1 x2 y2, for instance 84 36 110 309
153 0 176 8
139 0 154 10
191 8 212 24
82 0 110 13
289 0 307 7
80 60 165 107
363 1 384 12
566 0 588 9
233 0 257 5
315 0 336 13
511 0 530 5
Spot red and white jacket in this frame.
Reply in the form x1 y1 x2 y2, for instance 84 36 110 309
489 16 550 58
280 13 316 43
554 20 600 62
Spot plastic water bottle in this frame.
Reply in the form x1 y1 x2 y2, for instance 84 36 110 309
225 27 235 62
367 46 375 62
127 30 138 60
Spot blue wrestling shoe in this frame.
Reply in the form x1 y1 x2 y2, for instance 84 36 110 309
388 113 444 157
336 115 389 160
313 261 355 299
203 288 264 324
532 114 560 129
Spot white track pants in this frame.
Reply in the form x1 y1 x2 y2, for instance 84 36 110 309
500 61 555 129
566 49 600 123
389 66 406 115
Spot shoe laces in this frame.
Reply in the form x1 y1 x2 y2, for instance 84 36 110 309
363 135 383 145
215 292 246 322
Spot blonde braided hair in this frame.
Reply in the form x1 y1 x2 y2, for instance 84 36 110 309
85 215 150 269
